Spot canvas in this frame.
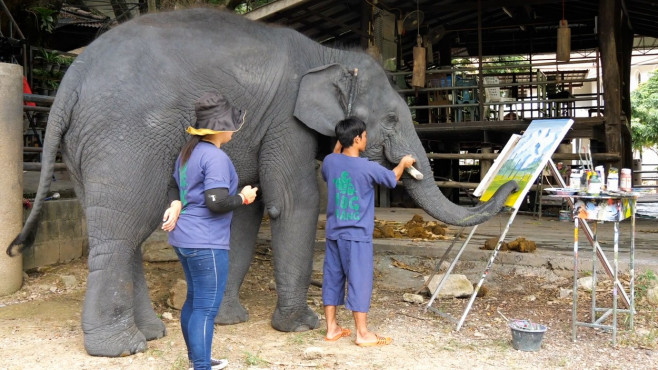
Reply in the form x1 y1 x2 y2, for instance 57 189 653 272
478 118 574 210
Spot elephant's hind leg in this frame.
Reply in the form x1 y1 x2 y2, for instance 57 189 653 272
83 237 147 356
216 200 264 325
132 247 166 340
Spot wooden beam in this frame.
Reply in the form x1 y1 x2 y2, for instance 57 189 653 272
426 152 621 162
245 0 310 20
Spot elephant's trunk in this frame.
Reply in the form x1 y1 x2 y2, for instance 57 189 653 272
402 153 518 227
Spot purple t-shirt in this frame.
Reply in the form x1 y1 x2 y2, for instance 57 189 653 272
168 141 238 249
322 153 397 242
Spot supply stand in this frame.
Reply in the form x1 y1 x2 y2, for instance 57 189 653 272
552 192 637 346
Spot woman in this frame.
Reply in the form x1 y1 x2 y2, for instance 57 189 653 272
162 92 258 370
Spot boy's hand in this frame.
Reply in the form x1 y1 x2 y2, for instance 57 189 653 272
392 155 417 181
400 155 416 169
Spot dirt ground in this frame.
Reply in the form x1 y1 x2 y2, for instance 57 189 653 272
1 240 657 370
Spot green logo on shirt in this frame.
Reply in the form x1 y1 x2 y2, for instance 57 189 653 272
333 171 360 221
179 163 188 214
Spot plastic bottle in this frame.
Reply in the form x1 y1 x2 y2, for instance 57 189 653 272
620 168 632 192
607 167 619 192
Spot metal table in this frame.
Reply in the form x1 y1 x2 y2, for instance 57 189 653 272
552 192 637 345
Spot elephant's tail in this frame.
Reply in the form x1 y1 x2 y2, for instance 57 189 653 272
6 85 79 257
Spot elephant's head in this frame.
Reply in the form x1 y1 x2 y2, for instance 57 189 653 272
293 58 518 226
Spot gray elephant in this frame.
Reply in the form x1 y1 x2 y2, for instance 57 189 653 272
7 8 517 357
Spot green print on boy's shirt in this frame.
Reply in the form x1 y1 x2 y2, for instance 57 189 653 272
333 171 360 221
179 163 188 214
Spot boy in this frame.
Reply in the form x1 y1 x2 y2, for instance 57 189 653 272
321 116 415 347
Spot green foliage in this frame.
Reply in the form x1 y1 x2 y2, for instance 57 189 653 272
452 56 530 74
30 7 58 33
234 0 275 14
631 72 658 150
244 351 266 366
635 269 657 299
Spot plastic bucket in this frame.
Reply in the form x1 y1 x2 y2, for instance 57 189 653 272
509 320 547 352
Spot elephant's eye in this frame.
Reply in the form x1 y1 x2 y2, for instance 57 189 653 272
381 113 398 131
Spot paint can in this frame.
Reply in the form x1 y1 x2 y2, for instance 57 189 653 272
558 210 571 222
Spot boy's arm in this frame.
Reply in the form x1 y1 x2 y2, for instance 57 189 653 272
333 141 342 153
392 155 416 181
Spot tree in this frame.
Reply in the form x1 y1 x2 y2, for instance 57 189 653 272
630 71 658 154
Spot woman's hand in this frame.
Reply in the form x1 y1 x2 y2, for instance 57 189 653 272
162 200 182 232
333 141 342 154
239 185 258 205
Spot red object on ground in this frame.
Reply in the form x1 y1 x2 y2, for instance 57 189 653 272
23 76 36 107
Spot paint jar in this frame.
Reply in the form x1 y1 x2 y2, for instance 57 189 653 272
587 173 601 195
595 165 606 190
620 168 632 192
607 167 619 192
569 169 581 189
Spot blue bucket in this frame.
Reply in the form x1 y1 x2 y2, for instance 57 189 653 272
509 320 547 352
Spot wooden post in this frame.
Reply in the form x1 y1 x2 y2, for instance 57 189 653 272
620 12 634 168
477 0 484 121
148 0 157 13
480 146 492 181
598 0 622 170
0 63 24 296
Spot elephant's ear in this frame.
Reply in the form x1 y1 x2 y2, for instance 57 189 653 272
294 64 352 137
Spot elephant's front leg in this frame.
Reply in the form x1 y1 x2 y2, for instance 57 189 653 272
216 200 264 324
259 134 320 332
269 184 320 331
83 238 146 356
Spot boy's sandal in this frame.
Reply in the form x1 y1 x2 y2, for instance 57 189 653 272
355 335 393 347
325 327 352 341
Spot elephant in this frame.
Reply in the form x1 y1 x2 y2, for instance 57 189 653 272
7 8 517 357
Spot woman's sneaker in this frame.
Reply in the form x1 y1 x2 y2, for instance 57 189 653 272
188 358 228 370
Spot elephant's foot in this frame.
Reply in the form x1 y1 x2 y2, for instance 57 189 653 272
135 313 166 341
84 324 147 357
271 305 319 332
216 297 249 325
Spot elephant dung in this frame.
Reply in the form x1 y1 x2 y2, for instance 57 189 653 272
481 237 536 253
508 237 537 253
481 237 509 251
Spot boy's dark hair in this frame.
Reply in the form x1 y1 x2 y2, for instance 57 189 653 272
335 117 366 149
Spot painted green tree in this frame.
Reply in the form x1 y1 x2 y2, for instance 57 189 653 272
631 71 658 155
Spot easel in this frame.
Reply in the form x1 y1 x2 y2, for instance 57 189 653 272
424 119 607 329
423 121 633 329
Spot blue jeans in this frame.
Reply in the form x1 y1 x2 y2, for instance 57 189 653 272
174 247 229 370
